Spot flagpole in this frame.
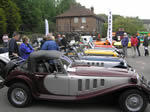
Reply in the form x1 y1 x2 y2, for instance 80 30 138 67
107 10 113 45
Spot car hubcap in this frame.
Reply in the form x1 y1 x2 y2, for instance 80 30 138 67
11 88 27 105
125 94 143 111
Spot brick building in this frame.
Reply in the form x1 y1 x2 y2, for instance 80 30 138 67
56 5 105 35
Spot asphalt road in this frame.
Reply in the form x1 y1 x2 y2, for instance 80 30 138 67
0 46 150 112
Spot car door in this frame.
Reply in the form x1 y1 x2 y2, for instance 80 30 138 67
43 59 69 96
44 73 69 95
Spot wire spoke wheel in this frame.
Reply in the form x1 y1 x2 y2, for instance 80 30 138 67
11 88 27 105
125 94 143 111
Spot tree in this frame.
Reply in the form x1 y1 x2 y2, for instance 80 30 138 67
12 0 43 33
0 8 7 36
56 0 76 14
113 17 145 35
99 14 145 37
0 0 21 35
12 0 77 33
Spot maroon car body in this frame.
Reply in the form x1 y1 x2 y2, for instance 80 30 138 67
0 50 150 112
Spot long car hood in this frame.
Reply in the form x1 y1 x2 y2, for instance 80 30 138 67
73 66 135 77
81 56 122 62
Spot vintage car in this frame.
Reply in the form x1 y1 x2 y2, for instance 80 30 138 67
93 40 115 45
88 42 123 56
114 41 131 48
0 50 150 112
84 49 119 57
0 52 10 72
94 45 113 48
68 42 124 58
83 43 120 57
66 46 131 70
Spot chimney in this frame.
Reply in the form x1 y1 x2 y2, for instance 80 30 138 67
91 6 94 13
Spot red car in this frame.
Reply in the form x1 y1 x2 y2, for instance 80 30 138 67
0 50 150 112
95 45 113 48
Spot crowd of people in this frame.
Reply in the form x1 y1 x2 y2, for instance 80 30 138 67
2 32 68 60
1 31 150 60
121 33 149 57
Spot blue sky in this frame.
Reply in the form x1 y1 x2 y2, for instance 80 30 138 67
76 0 150 19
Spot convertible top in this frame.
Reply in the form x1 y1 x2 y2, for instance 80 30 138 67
28 50 64 72
29 50 64 60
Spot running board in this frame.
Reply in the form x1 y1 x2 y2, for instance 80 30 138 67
39 94 76 101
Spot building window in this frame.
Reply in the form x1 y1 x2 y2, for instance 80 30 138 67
74 17 78 23
82 17 86 23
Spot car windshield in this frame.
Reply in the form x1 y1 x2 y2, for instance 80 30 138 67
60 56 73 67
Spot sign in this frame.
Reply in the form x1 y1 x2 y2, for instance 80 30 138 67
107 10 113 45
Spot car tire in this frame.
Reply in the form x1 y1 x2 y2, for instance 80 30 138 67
119 89 148 112
7 83 32 107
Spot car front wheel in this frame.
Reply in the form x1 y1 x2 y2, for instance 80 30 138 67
119 89 148 112
8 83 32 107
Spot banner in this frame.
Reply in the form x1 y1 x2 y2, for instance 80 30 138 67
107 10 113 45
45 19 49 36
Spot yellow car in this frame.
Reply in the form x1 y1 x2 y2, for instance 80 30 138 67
113 41 131 48
84 49 119 57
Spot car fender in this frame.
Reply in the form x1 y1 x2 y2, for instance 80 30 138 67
0 52 10 64
76 83 149 100
5 75 39 97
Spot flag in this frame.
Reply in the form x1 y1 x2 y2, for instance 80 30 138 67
107 10 113 45
45 19 49 36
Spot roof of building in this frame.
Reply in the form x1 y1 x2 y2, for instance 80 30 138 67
56 5 105 22
142 19 150 24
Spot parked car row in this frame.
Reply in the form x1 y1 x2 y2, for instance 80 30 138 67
0 42 149 112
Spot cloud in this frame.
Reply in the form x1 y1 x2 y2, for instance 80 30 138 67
76 0 150 19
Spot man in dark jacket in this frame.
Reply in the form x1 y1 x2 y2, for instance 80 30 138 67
8 32 20 58
121 33 129 57
137 36 141 56
61 35 67 52
143 34 149 56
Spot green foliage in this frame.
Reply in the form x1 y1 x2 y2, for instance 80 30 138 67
0 8 7 36
99 14 145 37
56 0 76 14
0 0 21 35
12 0 76 34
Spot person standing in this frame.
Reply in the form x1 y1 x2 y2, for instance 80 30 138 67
143 34 149 56
61 35 67 52
40 36 47 48
136 36 141 56
41 34 59 51
2 34 9 47
20 36 34 59
8 32 20 58
121 33 129 57
57 34 62 46
131 36 138 57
